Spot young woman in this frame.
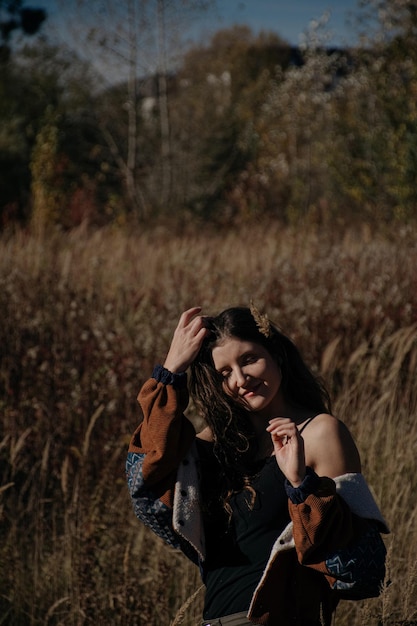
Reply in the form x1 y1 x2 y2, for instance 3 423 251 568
126 306 388 626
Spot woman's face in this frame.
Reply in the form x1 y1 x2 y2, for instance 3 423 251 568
211 337 283 416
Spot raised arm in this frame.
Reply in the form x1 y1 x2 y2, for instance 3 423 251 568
128 307 209 505
163 306 209 373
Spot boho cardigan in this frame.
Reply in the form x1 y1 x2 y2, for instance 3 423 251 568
126 371 389 625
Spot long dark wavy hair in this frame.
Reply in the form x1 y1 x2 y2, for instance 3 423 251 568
189 306 331 513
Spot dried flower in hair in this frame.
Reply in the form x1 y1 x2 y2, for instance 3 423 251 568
250 301 271 338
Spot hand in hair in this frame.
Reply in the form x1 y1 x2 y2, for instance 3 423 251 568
164 307 209 374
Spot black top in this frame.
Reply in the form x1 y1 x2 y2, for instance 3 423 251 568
197 440 290 619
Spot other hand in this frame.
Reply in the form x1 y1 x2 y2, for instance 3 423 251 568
266 417 306 487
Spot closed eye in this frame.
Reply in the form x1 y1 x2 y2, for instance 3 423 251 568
242 354 257 365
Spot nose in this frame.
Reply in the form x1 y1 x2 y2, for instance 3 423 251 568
233 367 248 388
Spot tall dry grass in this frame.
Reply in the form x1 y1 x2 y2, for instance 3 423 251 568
0 222 416 625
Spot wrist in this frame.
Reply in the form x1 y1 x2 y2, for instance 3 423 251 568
162 360 185 374
288 476 304 488
152 364 188 389
285 467 321 504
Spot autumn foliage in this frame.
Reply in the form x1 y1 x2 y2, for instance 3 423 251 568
1 1 417 229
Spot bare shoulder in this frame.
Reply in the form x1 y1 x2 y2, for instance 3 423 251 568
301 413 352 439
301 413 361 477
196 426 214 442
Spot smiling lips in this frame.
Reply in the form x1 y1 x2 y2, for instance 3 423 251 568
241 381 262 398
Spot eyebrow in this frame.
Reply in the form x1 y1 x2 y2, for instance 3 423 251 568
215 365 230 374
214 349 258 373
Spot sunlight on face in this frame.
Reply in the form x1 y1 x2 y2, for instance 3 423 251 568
212 337 283 417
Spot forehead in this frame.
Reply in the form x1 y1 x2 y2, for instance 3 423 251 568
212 337 266 368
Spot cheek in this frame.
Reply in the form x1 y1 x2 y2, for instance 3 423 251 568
222 381 236 398
221 381 244 405
267 365 282 390
221 380 229 393
218 374 229 390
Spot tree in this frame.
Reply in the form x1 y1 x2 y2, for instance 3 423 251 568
167 26 293 220
66 0 214 219
328 0 417 221
0 41 110 228
254 47 350 223
0 0 46 61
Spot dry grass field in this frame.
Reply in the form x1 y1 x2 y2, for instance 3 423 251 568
1 222 417 625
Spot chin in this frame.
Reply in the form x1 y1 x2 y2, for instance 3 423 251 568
247 398 271 413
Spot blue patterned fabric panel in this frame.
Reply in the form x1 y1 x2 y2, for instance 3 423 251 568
126 451 199 564
326 523 387 600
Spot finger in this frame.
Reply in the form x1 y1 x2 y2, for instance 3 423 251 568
271 431 293 445
270 434 288 450
180 307 202 326
271 417 294 426
195 325 209 341
184 324 209 353
266 422 297 436
189 315 206 333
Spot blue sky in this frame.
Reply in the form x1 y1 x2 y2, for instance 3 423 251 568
204 1 361 47
33 0 363 49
